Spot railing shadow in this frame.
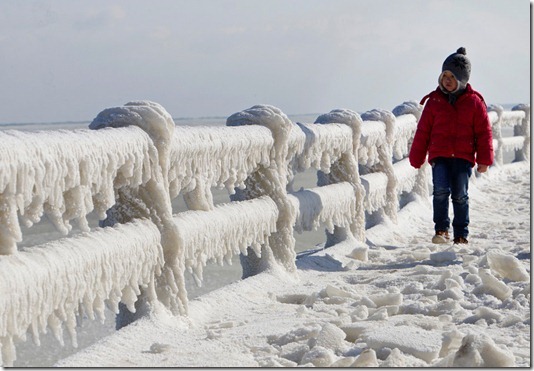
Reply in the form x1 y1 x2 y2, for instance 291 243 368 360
295 243 463 273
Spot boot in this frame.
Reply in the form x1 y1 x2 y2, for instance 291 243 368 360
432 230 450 244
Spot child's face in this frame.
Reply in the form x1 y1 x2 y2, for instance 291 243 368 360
441 71 458 92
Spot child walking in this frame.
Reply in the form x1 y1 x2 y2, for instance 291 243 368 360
409 47 494 245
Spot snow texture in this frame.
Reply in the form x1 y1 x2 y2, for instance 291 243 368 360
0 100 529 367
58 162 529 367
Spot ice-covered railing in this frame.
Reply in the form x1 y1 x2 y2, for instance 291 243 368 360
487 104 530 165
0 220 164 365
0 100 529 366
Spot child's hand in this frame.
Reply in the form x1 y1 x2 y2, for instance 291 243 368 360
477 164 489 173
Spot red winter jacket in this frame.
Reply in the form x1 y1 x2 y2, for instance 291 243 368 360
409 84 494 168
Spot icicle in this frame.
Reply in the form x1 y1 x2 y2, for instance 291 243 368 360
177 196 278 283
0 219 164 365
0 126 158 254
30 320 40 347
1 335 16 367
121 286 138 313
168 125 272 200
47 313 64 346
66 311 78 348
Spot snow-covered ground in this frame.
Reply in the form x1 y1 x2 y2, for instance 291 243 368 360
55 162 530 367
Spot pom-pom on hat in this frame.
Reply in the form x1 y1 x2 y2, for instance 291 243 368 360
441 47 471 88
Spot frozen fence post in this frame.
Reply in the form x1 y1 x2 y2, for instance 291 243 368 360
361 109 398 223
227 105 297 278
512 104 530 162
488 104 505 166
314 109 366 244
90 101 189 318
392 101 429 199
0 197 19 255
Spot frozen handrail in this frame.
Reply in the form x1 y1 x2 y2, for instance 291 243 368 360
0 219 164 366
0 126 158 255
488 104 530 165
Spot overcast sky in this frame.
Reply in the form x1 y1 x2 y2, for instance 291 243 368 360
0 0 529 123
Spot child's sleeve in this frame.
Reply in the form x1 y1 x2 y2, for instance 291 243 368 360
409 105 432 168
473 99 494 166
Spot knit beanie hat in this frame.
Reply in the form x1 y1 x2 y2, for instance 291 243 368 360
439 47 471 92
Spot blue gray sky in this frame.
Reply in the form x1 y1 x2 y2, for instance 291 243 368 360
0 0 529 123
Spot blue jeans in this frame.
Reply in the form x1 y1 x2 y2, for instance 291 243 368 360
432 158 473 239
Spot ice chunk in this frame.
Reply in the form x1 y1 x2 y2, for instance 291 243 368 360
430 251 457 263
476 269 512 300
350 305 369 321
380 348 407 367
439 329 465 357
369 292 403 307
368 307 389 320
279 342 309 363
347 246 368 261
322 284 358 299
361 325 441 362
452 334 484 367
268 324 322 347
330 356 356 367
340 323 376 342
300 346 337 367
474 306 504 323
314 323 347 353
477 335 516 367
452 333 515 367
351 349 379 367
487 249 529 282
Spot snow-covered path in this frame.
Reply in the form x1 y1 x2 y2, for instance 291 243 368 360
56 163 530 367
